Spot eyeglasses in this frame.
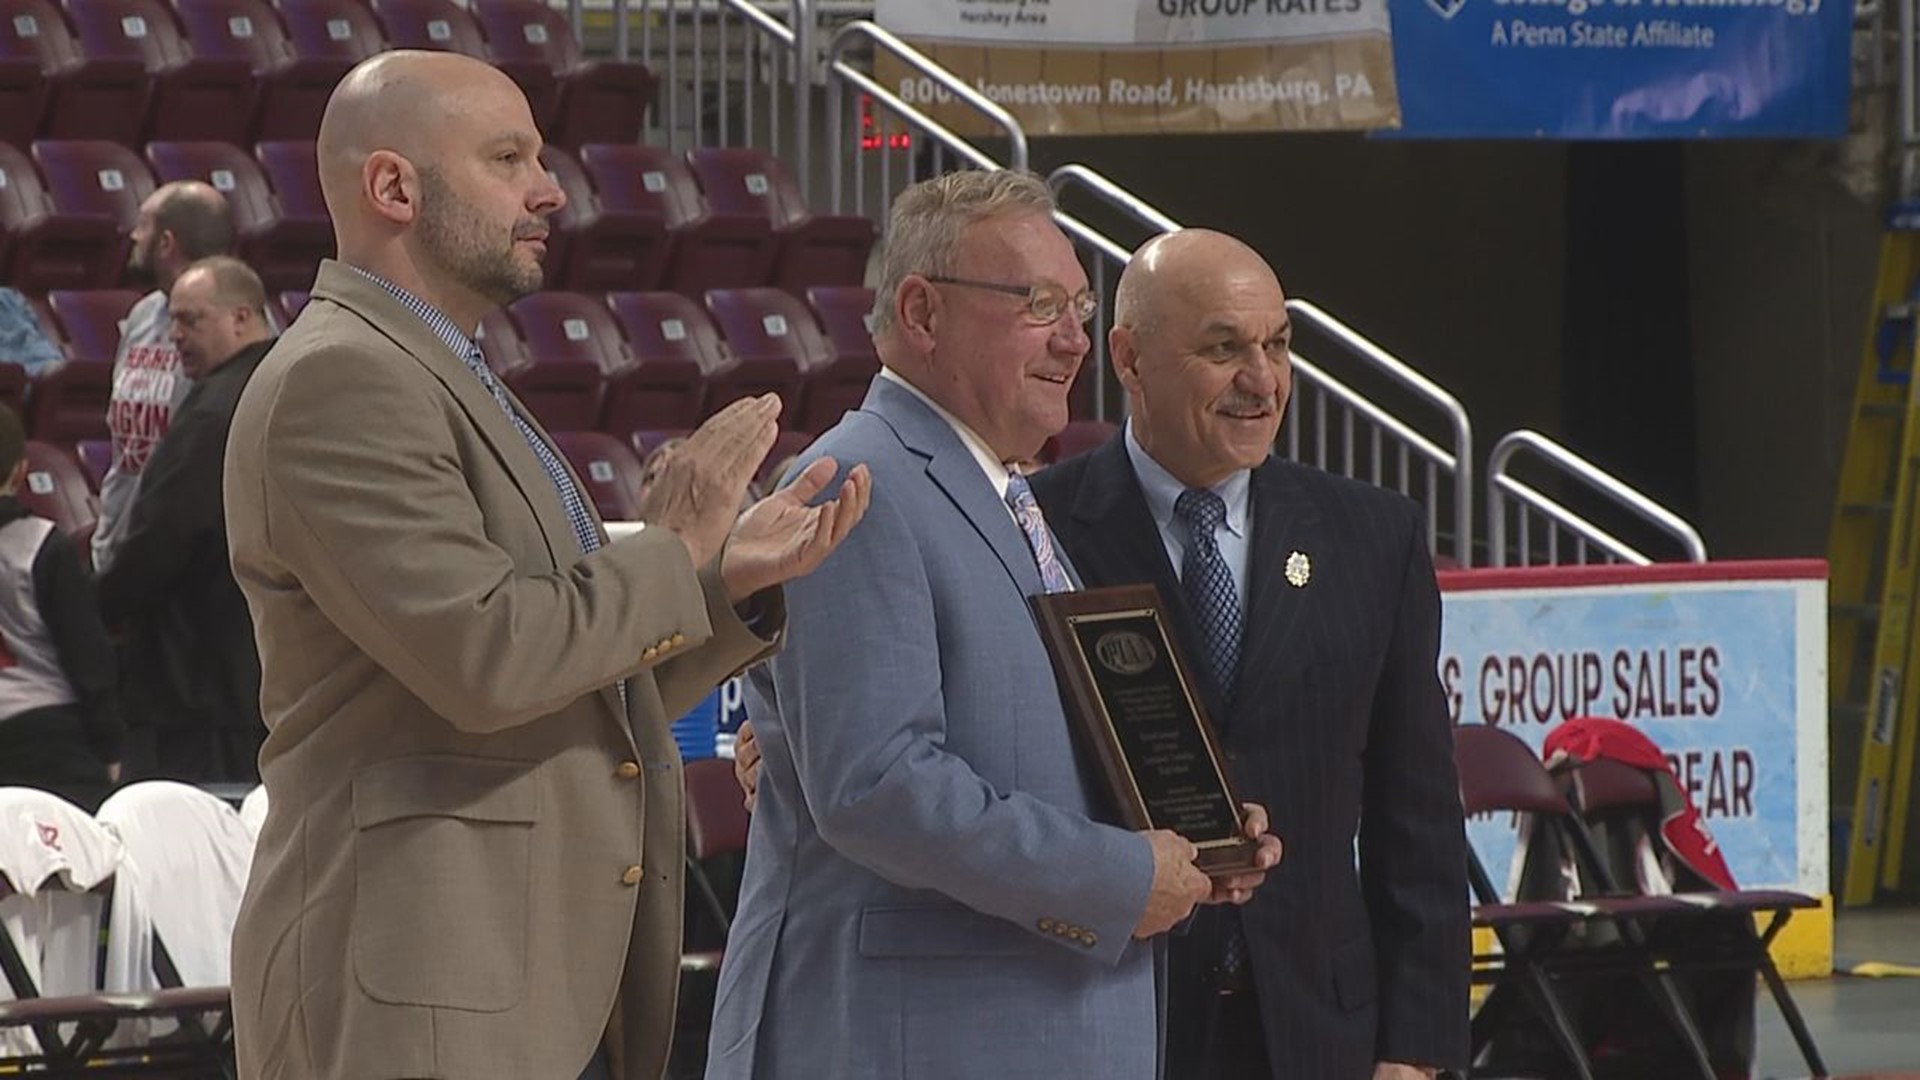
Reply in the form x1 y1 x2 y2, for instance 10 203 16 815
925 275 1098 327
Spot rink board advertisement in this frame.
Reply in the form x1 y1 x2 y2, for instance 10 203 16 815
1438 560 1828 897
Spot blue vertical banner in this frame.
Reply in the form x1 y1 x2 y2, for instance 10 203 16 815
1387 0 1854 137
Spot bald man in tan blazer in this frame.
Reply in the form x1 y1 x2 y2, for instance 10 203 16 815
223 51 868 1080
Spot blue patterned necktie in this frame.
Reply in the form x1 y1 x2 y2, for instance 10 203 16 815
1004 473 1075 595
1175 487 1249 980
1174 488 1243 704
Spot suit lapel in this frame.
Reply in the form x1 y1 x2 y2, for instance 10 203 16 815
1233 459 1324 713
310 262 627 732
310 262 576 571
863 378 1042 598
1065 438 1230 722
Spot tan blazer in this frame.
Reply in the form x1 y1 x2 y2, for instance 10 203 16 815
224 261 780 1080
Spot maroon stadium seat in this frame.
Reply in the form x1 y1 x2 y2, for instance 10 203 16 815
550 429 645 521
369 0 562 131
540 144 672 293
1 0 148 146
498 290 624 431
687 147 874 295
367 0 482 55
147 139 331 290
171 0 349 141
74 437 109 489
18 440 100 536
470 0 653 148
252 138 328 238
46 288 140 365
710 284 867 430
578 143 775 300
702 287 827 430
31 138 155 234
63 0 255 143
0 141 123 290
805 284 877 366
0 61 46 151
25 360 113 442
603 290 726 435
474 307 525 377
31 139 152 288
274 0 386 78
0 0 66 147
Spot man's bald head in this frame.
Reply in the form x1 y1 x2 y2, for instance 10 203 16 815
1110 229 1291 489
318 50 525 225
129 180 234 291
314 49 563 328
1114 229 1282 344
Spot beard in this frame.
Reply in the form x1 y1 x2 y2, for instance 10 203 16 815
124 234 157 289
415 167 544 307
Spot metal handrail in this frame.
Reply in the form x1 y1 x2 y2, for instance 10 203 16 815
1290 353 1458 472
823 19 1029 207
1048 164 1181 235
1287 299 1474 560
825 63 1004 171
1490 475 1659 565
1053 211 1133 265
1486 429 1708 565
791 0 812 199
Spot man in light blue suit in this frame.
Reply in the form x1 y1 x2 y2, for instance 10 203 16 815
705 171 1280 1080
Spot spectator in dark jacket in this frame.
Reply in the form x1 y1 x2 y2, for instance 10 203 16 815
0 404 122 809
98 256 271 784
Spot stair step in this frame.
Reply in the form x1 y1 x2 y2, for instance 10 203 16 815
1863 402 1907 418
1842 501 1896 516
1832 603 1882 620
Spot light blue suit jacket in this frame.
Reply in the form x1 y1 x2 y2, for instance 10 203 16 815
704 377 1161 1080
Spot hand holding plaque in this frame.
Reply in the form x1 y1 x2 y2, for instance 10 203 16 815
1032 584 1263 877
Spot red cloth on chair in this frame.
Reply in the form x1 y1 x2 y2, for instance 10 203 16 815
1543 716 1737 890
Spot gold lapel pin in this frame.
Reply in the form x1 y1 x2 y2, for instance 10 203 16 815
1284 551 1311 588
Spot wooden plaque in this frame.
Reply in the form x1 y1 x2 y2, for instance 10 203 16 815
1032 584 1257 877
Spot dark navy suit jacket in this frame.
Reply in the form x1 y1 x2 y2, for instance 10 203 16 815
1030 435 1471 1078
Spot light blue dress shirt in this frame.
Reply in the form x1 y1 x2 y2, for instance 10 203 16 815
1123 419 1254 612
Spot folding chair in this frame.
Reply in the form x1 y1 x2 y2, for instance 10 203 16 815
97 781 253 990
0 787 231 1076
1455 725 1719 1080
1561 755 1827 1077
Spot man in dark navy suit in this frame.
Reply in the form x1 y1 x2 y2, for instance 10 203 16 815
735 228 1467 1079
1027 229 1468 1080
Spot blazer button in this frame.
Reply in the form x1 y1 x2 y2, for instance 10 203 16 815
1082 931 1098 948
616 761 641 780
1037 917 1056 933
670 632 686 646
621 864 644 886
642 646 659 661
